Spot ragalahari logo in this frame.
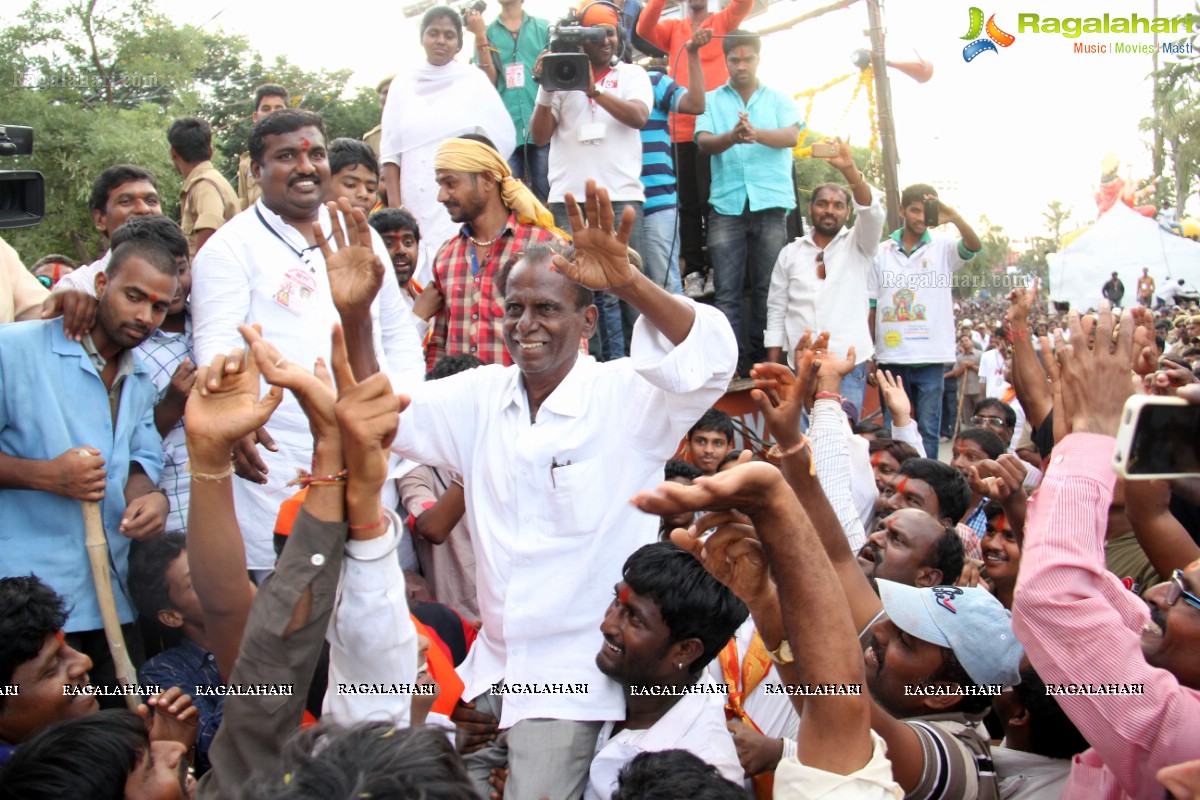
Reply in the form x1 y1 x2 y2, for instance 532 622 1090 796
961 7 1016 61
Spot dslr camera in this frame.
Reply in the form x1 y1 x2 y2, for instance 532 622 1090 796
0 124 44 230
542 16 608 92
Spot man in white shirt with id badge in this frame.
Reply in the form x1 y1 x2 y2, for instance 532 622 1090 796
190 108 425 578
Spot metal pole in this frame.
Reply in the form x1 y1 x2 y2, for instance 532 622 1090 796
866 0 901 232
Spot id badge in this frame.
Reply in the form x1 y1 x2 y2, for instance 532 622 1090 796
579 122 606 143
505 62 525 89
273 268 317 316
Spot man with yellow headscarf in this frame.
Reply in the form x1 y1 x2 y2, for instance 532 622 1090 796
426 134 564 373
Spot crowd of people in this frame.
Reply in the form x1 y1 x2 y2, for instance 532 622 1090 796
2 1 1200 798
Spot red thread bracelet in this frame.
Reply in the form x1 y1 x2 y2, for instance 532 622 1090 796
348 514 386 531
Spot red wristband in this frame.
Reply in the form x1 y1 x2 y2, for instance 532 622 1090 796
814 392 843 402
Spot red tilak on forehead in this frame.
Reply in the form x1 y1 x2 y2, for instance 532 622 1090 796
871 452 883 467
618 586 631 606
301 138 311 149
894 477 909 496
148 294 159 302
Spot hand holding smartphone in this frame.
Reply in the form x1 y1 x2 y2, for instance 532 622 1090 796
923 196 940 228
1113 395 1200 479
811 139 839 158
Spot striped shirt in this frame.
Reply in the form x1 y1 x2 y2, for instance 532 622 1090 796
640 71 684 217
136 318 192 533
1012 433 1200 799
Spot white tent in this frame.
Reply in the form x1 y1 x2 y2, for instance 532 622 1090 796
1047 202 1200 311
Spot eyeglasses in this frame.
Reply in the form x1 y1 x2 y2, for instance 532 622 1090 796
816 250 826 281
970 415 1011 429
1165 569 1200 612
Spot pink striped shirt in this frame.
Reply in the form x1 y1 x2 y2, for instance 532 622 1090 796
1011 433 1200 800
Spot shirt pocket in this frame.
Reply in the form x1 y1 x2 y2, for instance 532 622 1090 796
544 456 602 537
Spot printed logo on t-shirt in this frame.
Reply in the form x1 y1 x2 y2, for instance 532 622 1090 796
880 288 932 342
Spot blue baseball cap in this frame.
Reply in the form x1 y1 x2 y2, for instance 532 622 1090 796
876 580 1022 688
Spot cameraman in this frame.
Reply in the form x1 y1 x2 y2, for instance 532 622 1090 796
467 0 552 203
530 1 651 360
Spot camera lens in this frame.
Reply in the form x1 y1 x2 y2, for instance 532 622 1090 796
553 61 579 84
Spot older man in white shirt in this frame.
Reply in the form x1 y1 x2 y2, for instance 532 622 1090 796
386 183 737 800
764 139 884 420
190 108 424 574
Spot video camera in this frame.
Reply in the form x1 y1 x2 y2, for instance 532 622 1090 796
543 13 609 92
0 125 44 230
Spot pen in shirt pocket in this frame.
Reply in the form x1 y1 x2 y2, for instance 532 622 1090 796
550 457 572 488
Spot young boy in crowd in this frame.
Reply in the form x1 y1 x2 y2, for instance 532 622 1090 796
368 208 440 340
686 408 734 476
129 533 226 775
327 138 380 216
0 576 198 769
660 460 702 540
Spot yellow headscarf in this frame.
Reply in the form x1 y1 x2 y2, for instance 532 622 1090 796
434 138 562 234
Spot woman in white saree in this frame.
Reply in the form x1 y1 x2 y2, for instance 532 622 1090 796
380 5 517 285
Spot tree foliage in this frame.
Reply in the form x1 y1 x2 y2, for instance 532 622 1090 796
953 216 1009 301
1 0 381 263
1142 5 1199 215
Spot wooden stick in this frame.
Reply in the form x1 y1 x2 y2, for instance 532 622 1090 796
82 500 141 711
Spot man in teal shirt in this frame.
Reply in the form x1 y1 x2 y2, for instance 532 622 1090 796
696 29 800 376
467 0 551 201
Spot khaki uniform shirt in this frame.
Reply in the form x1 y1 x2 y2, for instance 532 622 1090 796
363 124 382 160
180 161 239 258
236 151 261 211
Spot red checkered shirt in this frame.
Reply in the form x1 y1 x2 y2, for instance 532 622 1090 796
425 214 562 372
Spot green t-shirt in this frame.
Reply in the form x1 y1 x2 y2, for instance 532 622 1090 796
479 13 550 147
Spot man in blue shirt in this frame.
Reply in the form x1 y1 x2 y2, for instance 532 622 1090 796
696 30 800 376
0 238 176 696
640 30 708 295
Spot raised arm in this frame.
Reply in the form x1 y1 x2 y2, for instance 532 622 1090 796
323 324 418 727
195 327 348 799
750 343 883 631
1007 278 1053 429
184 338 283 680
555 181 695 345
675 30 710 115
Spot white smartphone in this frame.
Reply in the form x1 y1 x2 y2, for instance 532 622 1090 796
1112 395 1200 479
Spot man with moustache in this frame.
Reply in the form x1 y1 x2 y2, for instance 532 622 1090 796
424 134 562 372
386 183 737 799
0 239 178 693
189 108 424 579
587 542 746 799
765 139 884 418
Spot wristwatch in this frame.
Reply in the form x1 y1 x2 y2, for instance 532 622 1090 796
768 639 794 665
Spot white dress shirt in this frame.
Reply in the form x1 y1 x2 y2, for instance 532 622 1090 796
765 184 885 367
322 510 418 729
390 301 737 727
584 675 745 800
191 200 425 568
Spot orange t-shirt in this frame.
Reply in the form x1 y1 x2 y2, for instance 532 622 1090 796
636 0 754 143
